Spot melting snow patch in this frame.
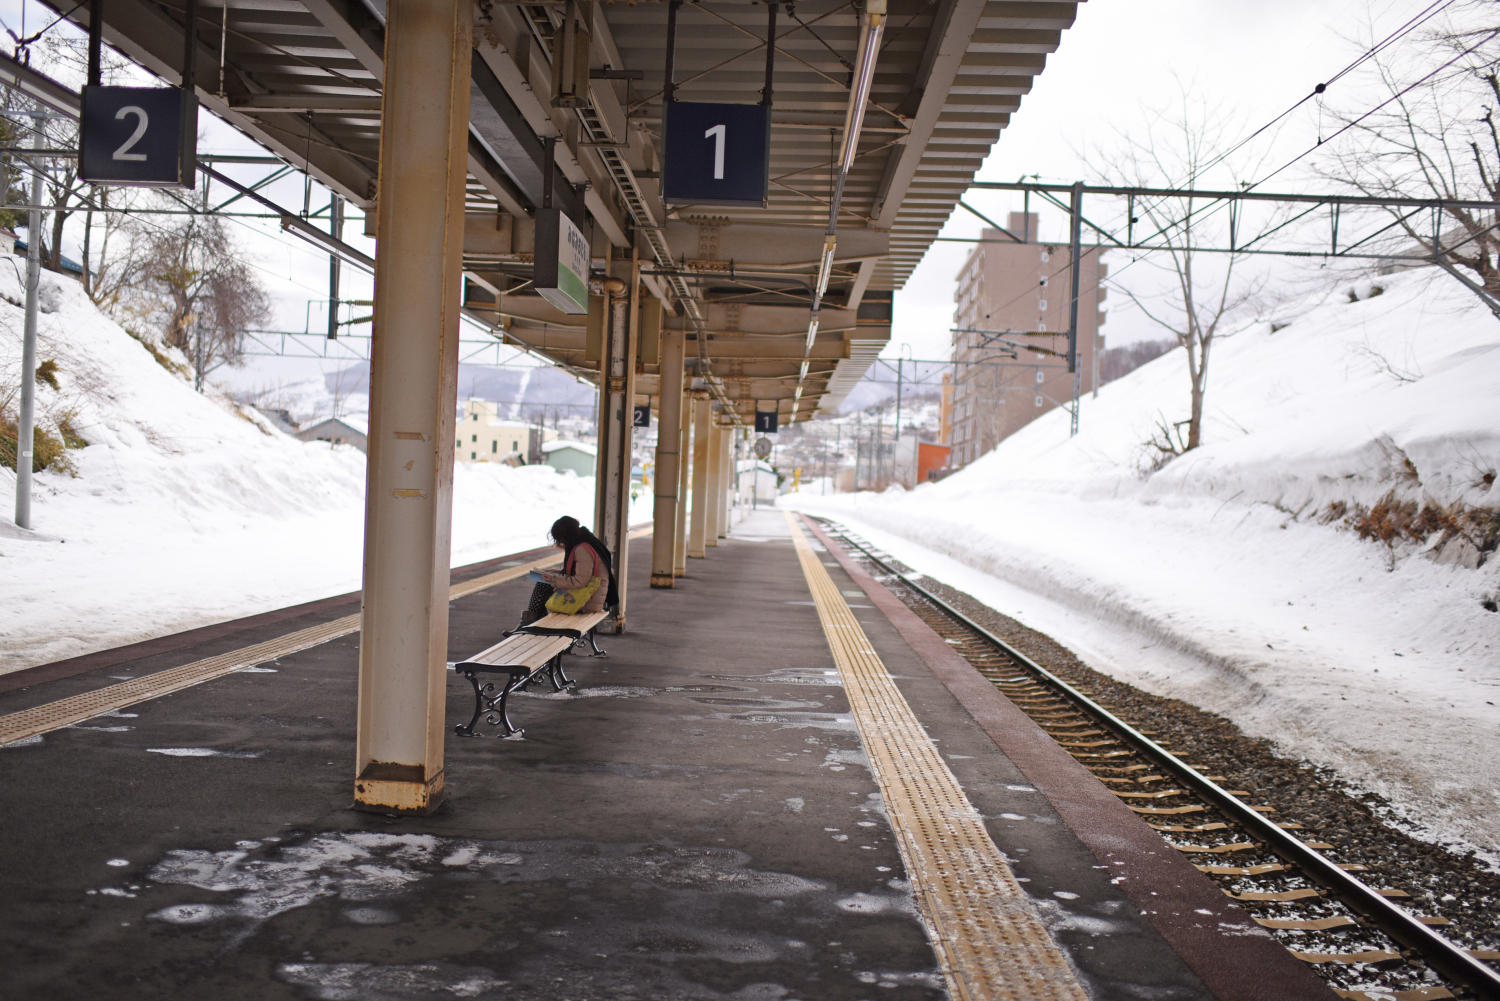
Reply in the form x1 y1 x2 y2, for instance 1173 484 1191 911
822 747 870 773
836 892 915 916
2 734 44 748
153 903 230 924
239 666 278 673
277 961 507 999
144 832 834 946
106 859 129 867
783 797 804 813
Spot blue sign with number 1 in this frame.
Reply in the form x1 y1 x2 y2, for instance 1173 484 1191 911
662 101 770 208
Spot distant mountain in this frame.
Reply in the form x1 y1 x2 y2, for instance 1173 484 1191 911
836 360 949 414
325 362 598 420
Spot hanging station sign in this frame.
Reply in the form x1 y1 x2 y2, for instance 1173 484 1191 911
79 86 198 188
754 409 778 433
662 101 771 208
534 207 590 315
633 404 651 428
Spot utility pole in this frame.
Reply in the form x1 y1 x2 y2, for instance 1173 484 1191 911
893 357 903 487
327 194 342 339
1066 180 1083 437
14 113 45 530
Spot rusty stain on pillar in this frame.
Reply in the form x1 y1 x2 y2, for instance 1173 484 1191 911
704 414 722 547
651 322 685 587
673 391 691 576
688 393 710 558
354 0 470 816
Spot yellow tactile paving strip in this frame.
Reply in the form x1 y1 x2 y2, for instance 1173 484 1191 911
0 526 657 746
786 511 1087 1001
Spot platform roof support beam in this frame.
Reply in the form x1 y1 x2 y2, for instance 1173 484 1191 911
592 266 637 632
651 324 686 588
673 392 691 576
688 394 711 559
353 0 471 817
705 420 723 548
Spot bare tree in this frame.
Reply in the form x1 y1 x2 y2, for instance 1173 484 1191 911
80 185 146 309
1089 91 1273 453
1315 14 1500 307
138 213 271 389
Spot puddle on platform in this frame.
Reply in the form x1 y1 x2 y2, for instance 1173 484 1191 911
514 685 656 701
688 697 826 711
705 711 857 733
702 669 843 688
146 832 940 999
146 748 263 759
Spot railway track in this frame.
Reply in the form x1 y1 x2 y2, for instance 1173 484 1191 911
816 519 1500 1001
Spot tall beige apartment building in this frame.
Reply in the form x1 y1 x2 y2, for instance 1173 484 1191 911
949 213 1108 468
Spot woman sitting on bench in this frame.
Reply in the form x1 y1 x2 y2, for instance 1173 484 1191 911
519 516 616 626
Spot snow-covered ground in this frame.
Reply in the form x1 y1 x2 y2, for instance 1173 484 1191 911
787 269 1500 860
0 268 644 674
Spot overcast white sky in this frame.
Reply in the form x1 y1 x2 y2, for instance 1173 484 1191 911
890 0 1455 359
0 0 1458 388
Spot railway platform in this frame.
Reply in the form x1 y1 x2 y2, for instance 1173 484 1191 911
0 510 1335 1001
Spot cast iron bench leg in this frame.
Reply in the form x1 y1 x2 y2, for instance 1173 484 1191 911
549 652 574 691
454 669 523 738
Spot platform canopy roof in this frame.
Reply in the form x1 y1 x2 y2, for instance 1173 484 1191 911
51 0 1082 423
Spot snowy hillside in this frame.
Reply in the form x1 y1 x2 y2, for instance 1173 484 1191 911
0 267 638 674
788 268 1500 858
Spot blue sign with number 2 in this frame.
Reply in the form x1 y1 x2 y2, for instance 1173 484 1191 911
661 101 771 207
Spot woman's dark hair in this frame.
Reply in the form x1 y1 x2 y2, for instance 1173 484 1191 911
549 516 584 550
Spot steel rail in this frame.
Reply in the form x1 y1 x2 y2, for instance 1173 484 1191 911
818 520 1500 1000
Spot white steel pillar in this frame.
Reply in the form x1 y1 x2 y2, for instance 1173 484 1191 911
704 416 722 547
354 0 471 816
592 264 637 632
673 391 691 576
717 427 731 537
650 325 685 587
688 393 710 558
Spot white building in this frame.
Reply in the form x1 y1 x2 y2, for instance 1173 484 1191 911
456 400 558 464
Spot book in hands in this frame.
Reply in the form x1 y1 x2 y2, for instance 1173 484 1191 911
528 569 549 583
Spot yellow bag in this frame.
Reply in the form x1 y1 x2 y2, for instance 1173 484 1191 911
544 575 600 614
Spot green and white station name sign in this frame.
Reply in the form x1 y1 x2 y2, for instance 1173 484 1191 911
535 208 590 315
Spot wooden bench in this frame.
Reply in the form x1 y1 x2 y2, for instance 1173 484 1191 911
451 611 609 738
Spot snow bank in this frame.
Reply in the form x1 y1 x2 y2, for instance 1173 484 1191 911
789 269 1500 857
0 267 640 674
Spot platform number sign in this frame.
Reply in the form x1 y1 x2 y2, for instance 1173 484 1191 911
754 410 778 433
633 404 651 428
662 101 771 208
79 86 198 188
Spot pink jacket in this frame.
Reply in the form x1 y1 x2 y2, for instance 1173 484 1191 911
547 543 607 613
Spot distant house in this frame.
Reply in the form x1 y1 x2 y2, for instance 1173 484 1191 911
296 416 368 452
541 439 596 477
